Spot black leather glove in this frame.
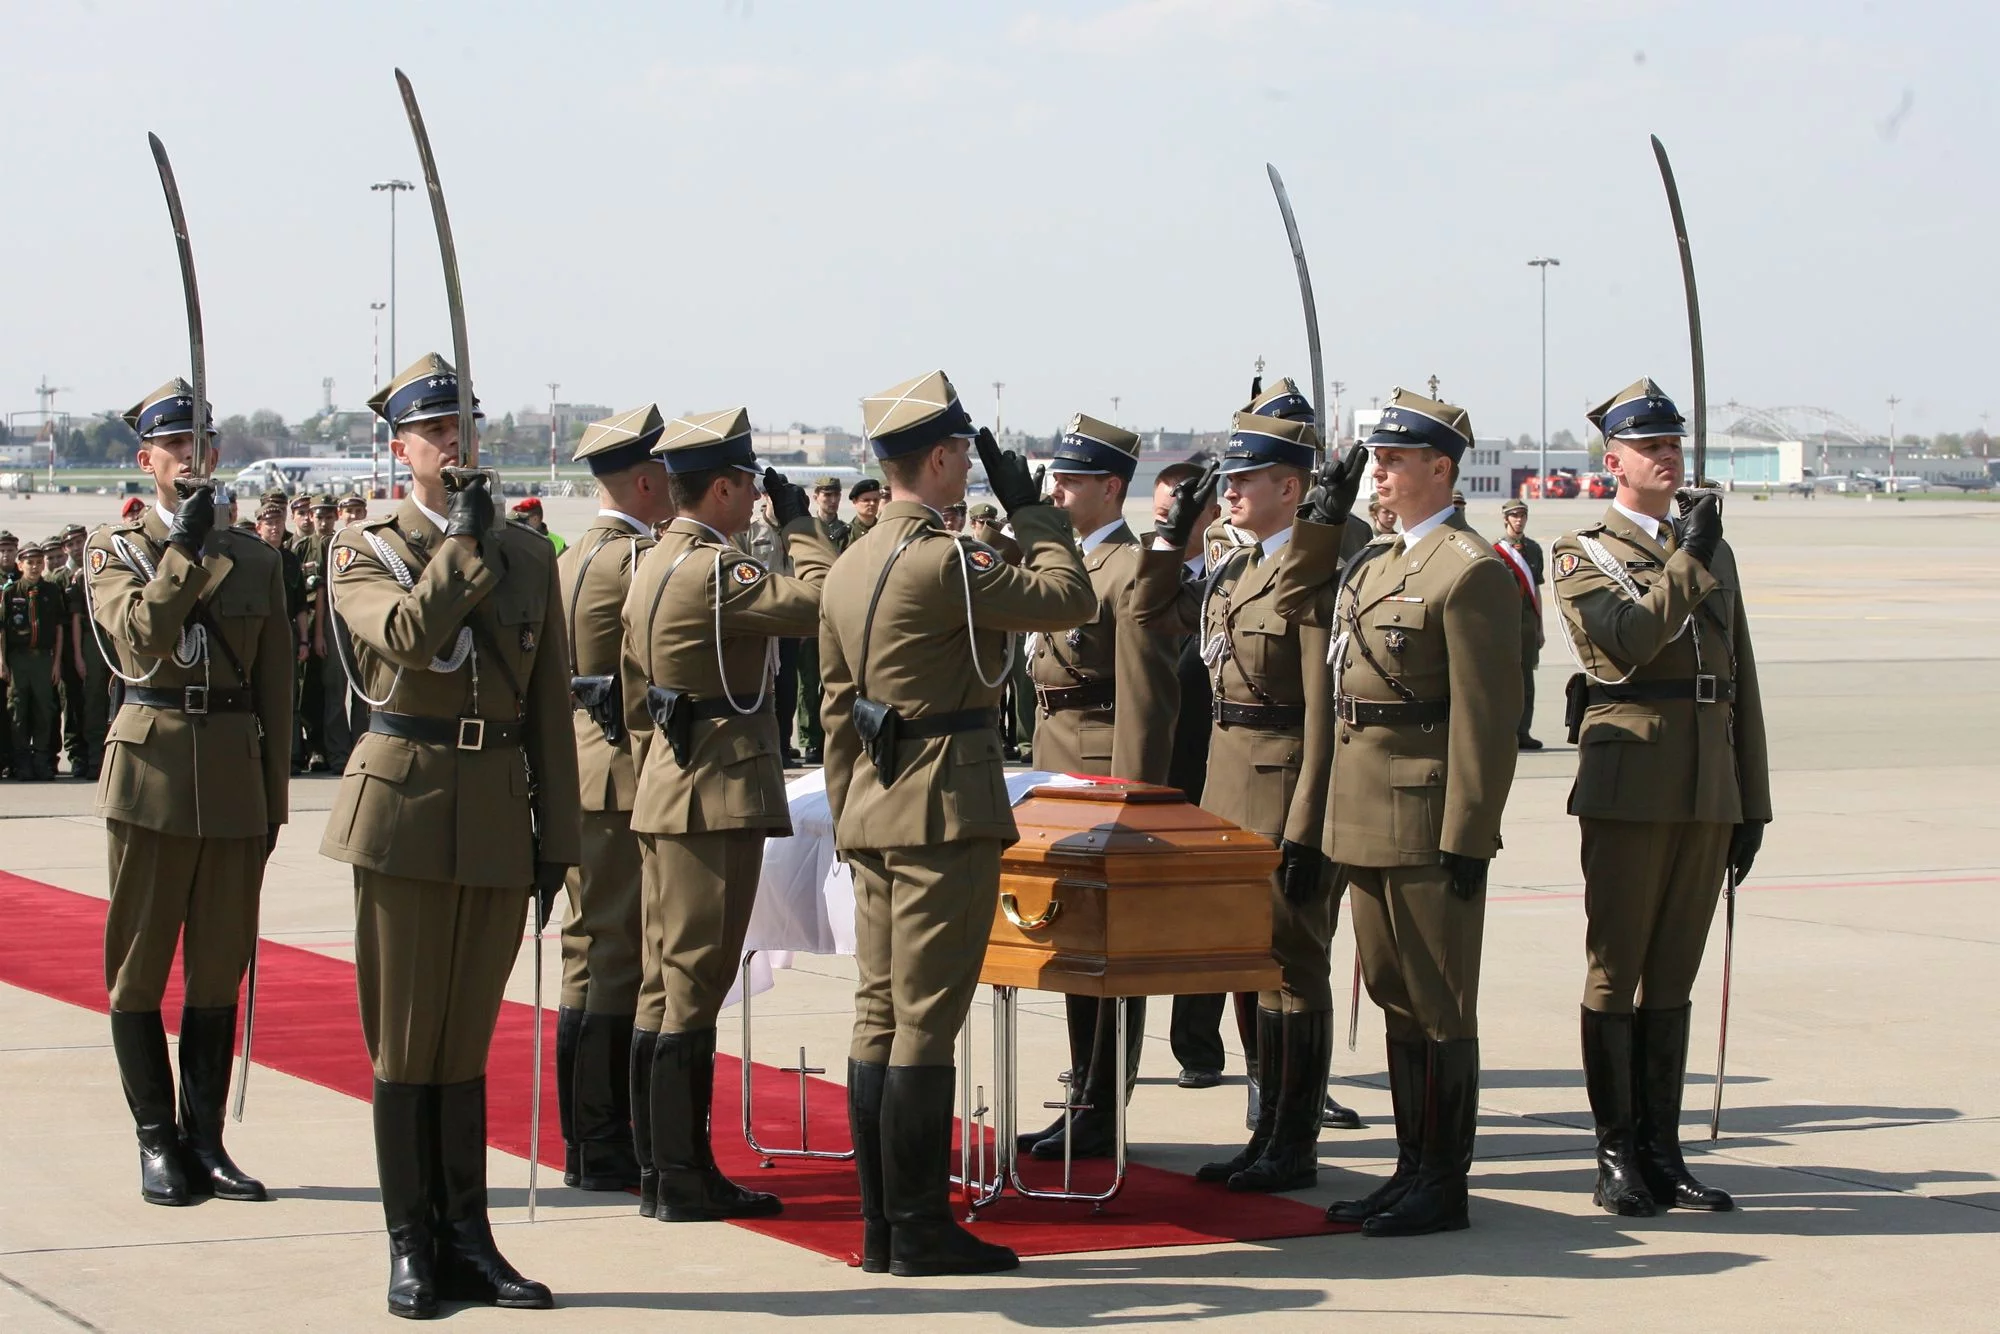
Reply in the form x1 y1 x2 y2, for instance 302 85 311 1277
1440 852 1489 901
444 472 495 540
1676 489 1723 567
1158 460 1221 551
974 427 1046 514
1727 820 1766 885
763 467 810 527
1279 839 1328 905
1303 445 1369 527
265 823 281 860
167 483 216 556
534 861 569 931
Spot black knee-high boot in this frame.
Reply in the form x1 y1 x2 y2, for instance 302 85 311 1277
109 1009 191 1207
1634 1005 1732 1211
431 1078 553 1309
374 1081 437 1320
1582 1007 1656 1216
176 1005 266 1200
847 1059 890 1273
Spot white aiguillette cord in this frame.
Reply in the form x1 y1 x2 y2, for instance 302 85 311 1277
329 528 475 710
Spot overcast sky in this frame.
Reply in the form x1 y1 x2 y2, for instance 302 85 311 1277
6 0 1992 443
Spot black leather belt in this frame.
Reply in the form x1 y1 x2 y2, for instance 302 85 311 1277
1336 696 1451 727
683 696 775 722
1213 699 1306 730
1037 680 1116 715
1588 676 1734 707
369 710 523 751
896 707 997 740
122 686 253 715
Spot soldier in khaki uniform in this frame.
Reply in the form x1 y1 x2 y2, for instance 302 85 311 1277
1494 499 1545 749
794 477 847 766
1553 379 1769 1218
822 370 1093 1276
1271 386 1522 1237
843 477 883 549
294 496 341 771
0 530 15 778
1133 380 1369 1194
552 407 674 1205
1013 414 1179 1162
619 408 834 1222
323 354 580 1318
85 379 291 1206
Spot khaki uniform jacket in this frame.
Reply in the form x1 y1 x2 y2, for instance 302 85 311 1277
1273 513 1521 867
1132 519 1366 848
820 500 1093 850
559 515 654 812
320 499 581 886
1027 522 1177 784
86 510 292 839
1551 506 1770 825
620 516 834 837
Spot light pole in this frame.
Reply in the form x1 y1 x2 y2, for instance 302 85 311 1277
1110 395 1121 424
992 382 1004 435
547 383 561 486
370 302 386 493
1527 257 1561 495
372 179 413 495
1886 395 1901 492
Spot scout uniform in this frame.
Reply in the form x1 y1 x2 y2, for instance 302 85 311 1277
324 354 579 1316
613 409 830 1221
5 546 68 779
1132 390 1367 1193
1016 415 1179 1162
1553 379 1770 1217
87 379 292 1206
1272 386 1522 1236
552 407 661 1204
822 369 1092 1276
1494 499 1545 748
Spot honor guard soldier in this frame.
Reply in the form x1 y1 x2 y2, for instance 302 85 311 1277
553 406 674 1201
64 523 113 779
821 369 1093 1276
1271 386 1522 1237
793 477 848 765
1553 379 1770 1218
324 353 580 1318
619 408 834 1222
294 495 341 771
1015 414 1179 1162
85 379 292 1205
1134 378 1369 1194
5 539 67 779
1494 499 1546 749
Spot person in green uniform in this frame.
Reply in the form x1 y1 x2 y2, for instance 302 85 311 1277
64 527 112 780
1551 378 1769 1219
4 542 67 779
793 476 847 765
293 497 338 771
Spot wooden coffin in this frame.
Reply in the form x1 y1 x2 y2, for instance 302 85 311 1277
981 781 1282 998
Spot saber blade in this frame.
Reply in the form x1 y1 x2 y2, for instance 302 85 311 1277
146 133 209 485
1650 135 1707 485
394 69 478 471
232 943 258 1121
1709 865 1737 1139
1266 163 1327 466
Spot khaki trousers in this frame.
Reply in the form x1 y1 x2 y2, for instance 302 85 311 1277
354 871 525 1084
1347 862 1485 1042
103 821 264 1011
560 809 644 1013
848 840 1002 1067
640 830 765 1034
1580 817 1731 1013
1263 863 1338 1014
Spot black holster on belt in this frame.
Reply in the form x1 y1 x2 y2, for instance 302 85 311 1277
570 673 624 746
1564 672 1589 745
645 684 694 767
851 696 902 787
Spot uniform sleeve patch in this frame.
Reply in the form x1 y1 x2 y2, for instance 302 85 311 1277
1555 552 1580 579
967 547 998 573
730 560 764 586
332 546 357 573
88 548 109 575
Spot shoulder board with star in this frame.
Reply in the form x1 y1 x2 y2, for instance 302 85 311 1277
1444 532 1492 564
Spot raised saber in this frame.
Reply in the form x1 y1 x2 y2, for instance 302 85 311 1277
1709 866 1737 1138
146 134 212 490
1266 163 1327 466
1649 135 1708 485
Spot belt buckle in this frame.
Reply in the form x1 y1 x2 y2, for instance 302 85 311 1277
1336 695 1358 727
183 685 209 715
456 717 487 751
1694 674 1718 704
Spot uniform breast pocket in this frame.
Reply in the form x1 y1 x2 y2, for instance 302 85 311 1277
1234 609 1292 678
1576 712 1659 806
210 582 270 620
1388 755 1445 855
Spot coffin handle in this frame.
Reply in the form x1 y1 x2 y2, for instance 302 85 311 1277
1000 893 1061 932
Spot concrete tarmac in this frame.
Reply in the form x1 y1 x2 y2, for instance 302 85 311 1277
2 493 1996 1331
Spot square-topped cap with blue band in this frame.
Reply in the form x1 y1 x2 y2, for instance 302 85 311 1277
122 378 216 440
1363 386 1473 462
653 407 760 475
861 370 977 460
1048 413 1141 480
368 352 484 429
1245 375 1316 424
1588 377 1686 442
1221 409 1319 475
574 404 666 475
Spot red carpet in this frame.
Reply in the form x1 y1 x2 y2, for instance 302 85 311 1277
0 870 1350 1258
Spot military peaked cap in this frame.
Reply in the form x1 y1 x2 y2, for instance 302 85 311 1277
574 404 666 475
369 352 483 428
1589 377 1686 442
1048 413 1141 480
1222 410 1319 474
654 408 759 475
1364 387 1474 462
1246 376 1316 424
861 370 976 460
123 378 216 440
